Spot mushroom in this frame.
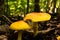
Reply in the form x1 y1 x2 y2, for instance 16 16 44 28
56 36 60 40
24 12 51 36
9 20 31 40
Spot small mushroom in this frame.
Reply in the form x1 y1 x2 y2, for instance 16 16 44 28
24 12 51 36
56 36 60 40
9 20 31 40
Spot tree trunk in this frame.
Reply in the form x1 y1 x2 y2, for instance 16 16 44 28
0 0 4 17
34 0 40 12
27 0 29 13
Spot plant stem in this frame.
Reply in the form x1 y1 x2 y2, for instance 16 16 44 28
17 31 22 40
33 22 39 36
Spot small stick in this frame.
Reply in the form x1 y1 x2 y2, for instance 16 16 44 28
2 15 13 23
27 27 59 34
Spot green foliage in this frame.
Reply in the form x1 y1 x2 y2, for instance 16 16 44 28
5 0 35 16
5 0 60 16
40 0 46 9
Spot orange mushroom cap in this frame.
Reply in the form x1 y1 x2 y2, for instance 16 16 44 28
9 20 31 30
24 12 51 22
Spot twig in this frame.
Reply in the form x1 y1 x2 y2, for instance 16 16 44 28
2 15 13 23
27 27 60 34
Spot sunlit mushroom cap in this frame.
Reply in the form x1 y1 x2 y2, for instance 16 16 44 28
9 20 31 30
24 12 51 22
57 36 60 40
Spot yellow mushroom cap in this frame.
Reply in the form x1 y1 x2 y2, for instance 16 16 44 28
24 12 51 22
9 20 31 30
57 36 60 40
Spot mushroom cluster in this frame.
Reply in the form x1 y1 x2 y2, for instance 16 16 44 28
9 12 51 40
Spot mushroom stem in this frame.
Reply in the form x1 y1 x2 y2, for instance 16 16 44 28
33 22 39 36
17 31 22 40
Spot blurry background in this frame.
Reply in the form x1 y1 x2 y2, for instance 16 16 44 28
4 0 60 16
0 0 60 40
